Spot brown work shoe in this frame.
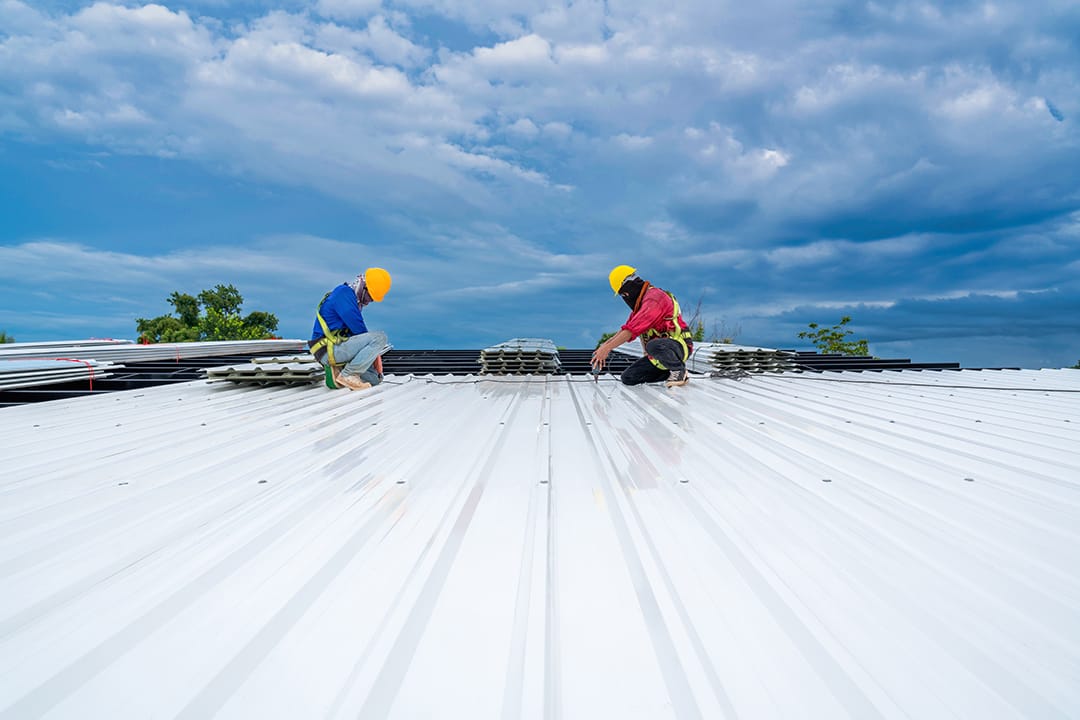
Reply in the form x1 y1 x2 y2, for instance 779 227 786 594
336 373 372 391
665 368 689 388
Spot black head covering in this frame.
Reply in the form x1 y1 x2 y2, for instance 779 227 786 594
618 276 647 310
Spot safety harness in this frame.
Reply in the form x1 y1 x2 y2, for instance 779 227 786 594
309 291 349 369
642 290 694 370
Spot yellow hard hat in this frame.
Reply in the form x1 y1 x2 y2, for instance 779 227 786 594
608 265 637 294
364 267 392 301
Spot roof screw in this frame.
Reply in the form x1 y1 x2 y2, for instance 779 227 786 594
679 478 689 484
258 480 267 484
963 477 975 482
396 480 406 484
540 478 549 484
200 423 207 426
822 478 832 483
118 482 129 486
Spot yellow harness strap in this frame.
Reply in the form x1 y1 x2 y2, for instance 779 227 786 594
311 292 349 368
644 292 692 371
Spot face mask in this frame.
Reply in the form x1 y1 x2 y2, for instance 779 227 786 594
619 277 646 309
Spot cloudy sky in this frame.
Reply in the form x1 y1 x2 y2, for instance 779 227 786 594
2 0 1078 367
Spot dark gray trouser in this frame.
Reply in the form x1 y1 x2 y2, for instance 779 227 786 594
620 338 687 385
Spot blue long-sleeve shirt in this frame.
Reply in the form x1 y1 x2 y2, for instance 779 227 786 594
310 284 368 343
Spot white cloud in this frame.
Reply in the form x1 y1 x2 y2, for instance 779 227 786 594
472 33 552 70
615 133 652 149
506 117 539 137
312 15 429 68
554 43 608 65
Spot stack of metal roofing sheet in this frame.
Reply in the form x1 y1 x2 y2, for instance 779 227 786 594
692 343 798 373
479 338 563 375
0 339 307 364
0 339 133 352
250 354 318 364
0 358 121 390
614 341 796 374
203 361 323 385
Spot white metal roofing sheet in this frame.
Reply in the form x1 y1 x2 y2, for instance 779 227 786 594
1 369 1079 719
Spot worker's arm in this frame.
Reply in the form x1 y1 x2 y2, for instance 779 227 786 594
591 329 633 371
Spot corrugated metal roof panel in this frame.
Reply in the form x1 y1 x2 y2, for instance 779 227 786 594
2 370 1079 718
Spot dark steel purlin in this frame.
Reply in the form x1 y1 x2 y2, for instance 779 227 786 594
2 348 974 408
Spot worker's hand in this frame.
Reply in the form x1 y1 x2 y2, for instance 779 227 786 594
591 344 610 371
373 355 383 376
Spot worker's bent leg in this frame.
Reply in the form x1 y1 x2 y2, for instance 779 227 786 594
333 330 387 386
620 356 668 385
644 338 686 372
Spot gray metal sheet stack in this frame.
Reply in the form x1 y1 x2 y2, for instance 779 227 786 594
614 341 797 374
691 343 798 373
0 359 121 390
479 338 562 375
0 338 308 364
204 356 322 385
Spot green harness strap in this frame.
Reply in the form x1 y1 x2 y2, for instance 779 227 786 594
645 291 693 371
310 291 349 369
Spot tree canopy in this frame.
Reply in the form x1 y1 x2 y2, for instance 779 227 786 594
797 315 870 356
0 330 14 343
136 284 279 343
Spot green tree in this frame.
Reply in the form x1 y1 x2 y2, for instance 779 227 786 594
169 292 200 328
797 315 870 356
1072 360 1080 369
137 284 279 343
0 330 15 343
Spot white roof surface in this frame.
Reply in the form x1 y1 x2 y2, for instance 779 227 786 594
2 369 1079 719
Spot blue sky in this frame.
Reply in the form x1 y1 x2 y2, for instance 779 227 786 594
1 0 1078 367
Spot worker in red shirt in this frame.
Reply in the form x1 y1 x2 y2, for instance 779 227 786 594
591 265 693 387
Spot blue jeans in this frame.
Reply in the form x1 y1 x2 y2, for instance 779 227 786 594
324 330 386 386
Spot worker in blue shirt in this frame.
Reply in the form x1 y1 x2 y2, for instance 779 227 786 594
309 268 392 390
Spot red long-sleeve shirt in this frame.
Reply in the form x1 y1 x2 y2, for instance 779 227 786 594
621 287 690 340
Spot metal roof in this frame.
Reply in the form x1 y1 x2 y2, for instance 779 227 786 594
2 369 1079 718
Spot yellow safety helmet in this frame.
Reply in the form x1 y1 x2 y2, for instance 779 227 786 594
608 265 637 294
364 267 392 302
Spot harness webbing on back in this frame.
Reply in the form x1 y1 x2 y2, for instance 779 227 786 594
310 291 350 368
643 290 693 371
